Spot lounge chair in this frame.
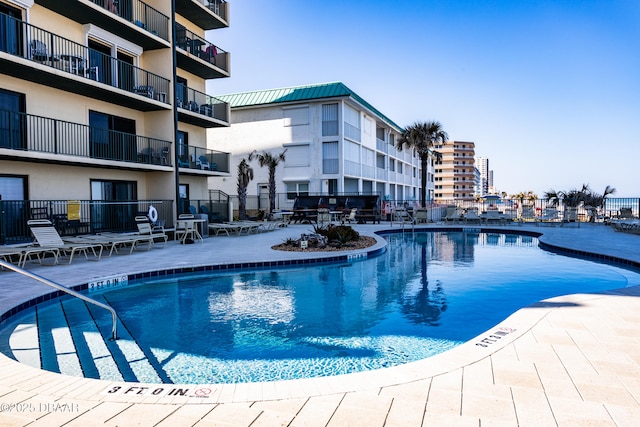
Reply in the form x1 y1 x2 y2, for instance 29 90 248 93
27 220 102 264
208 222 242 236
537 208 560 226
519 206 536 223
135 217 168 247
618 207 634 220
463 209 482 224
481 210 508 225
414 208 429 224
77 233 154 256
444 207 464 223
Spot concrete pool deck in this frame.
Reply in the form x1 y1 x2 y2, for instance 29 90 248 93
0 222 639 426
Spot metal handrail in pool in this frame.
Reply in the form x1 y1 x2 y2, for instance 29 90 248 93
0 260 118 340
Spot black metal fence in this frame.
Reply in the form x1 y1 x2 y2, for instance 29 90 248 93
176 83 229 122
89 0 170 41
175 23 228 72
0 109 172 166
228 193 640 223
1 12 170 103
0 200 173 245
177 144 229 173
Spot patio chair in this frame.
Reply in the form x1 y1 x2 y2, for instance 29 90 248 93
133 85 154 98
135 216 168 247
27 220 102 264
30 40 59 63
341 208 357 224
176 214 203 243
196 155 210 170
317 208 332 226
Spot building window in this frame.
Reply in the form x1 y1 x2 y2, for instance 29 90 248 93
90 179 138 231
0 88 26 149
322 141 339 174
328 179 338 195
322 103 338 136
343 104 360 142
286 182 308 200
284 144 309 167
177 130 190 167
284 106 309 126
89 110 136 161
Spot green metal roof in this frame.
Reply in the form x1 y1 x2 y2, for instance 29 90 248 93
217 82 403 132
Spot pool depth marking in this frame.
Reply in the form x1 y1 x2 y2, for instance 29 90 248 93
102 384 217 399
88 275 128 293
475 327 516 347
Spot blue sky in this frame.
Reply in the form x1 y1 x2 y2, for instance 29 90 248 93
207 0 640 197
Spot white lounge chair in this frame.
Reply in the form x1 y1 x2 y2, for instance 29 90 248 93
27 220 102 264
537 208 560 226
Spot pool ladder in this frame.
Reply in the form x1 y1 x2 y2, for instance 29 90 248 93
0 260 118 340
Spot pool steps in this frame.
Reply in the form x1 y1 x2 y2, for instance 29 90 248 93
9 297 170 384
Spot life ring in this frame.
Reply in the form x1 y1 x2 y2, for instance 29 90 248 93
383 202 391 215
148 205 158 223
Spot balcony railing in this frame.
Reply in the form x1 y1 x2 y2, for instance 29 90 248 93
88 0 170 41
0 109 172 167
177 144 229 173
0 13 170 104
0 199 173 245
175 23 229 76
176 0 229 30
176 83 229 123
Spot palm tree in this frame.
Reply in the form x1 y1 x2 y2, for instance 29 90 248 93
249 149 287 216
236 158 254 220
397 121 448 206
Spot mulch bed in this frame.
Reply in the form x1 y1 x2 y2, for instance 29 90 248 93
271 236 378 252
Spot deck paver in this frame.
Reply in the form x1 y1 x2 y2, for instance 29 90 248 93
0 223 639 425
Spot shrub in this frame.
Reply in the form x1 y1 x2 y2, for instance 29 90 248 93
316 225 359 245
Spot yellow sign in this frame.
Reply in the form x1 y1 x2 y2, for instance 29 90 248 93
67 200 80 221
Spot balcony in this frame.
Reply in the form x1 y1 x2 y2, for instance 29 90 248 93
0 14 171 112
35 0 170 49
176 84 229 127
176 24 230 79
0 109 172 170
178 145 230 175
176 0 229 30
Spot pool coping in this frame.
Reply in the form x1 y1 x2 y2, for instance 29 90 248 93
1 224 639 406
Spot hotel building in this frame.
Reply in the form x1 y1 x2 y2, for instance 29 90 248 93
210 82 430 210
434 140 476 201
0 0 231 243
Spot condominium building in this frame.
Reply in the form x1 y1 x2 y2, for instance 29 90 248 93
434 140 475 201
475 156 490 196
210 82 429 210
0 0 231 243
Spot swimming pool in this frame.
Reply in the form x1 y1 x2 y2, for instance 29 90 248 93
1 231 639 384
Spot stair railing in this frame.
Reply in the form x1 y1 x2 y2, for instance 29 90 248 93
0 260 118 340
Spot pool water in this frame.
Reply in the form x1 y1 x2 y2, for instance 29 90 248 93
3 231 640 384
